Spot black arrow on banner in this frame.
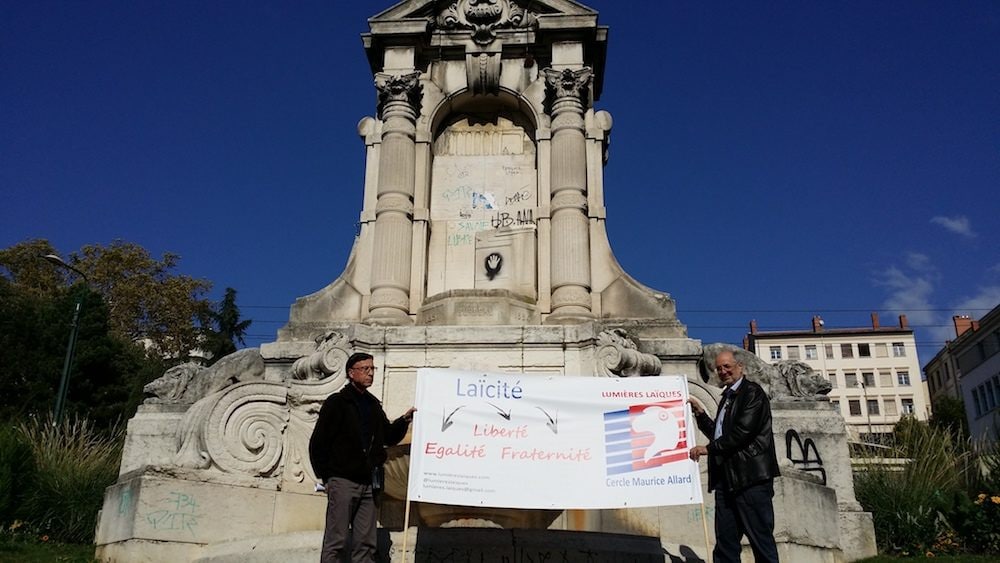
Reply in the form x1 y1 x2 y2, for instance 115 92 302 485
486 402 511 420
536 407 558 434
441 405 465 432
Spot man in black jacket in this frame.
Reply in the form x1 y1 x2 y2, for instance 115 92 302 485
309 352 415 563
689 350 780 563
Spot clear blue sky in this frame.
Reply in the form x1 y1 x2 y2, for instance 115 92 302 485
2 1 998 364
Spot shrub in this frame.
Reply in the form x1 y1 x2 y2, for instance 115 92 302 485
855 420 1000 556
854 421 972 555
0 423 33 520
15 414 123 543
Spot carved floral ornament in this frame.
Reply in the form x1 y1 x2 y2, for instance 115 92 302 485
436 0 538 45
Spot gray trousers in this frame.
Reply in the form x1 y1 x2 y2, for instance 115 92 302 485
321 477 377 563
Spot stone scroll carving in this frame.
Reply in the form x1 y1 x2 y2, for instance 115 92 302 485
173 380 289 475
700 343 832 400
143 348 265 404
171 338 351 483
290 331 352 380
436 0 537 45
594 329 662 377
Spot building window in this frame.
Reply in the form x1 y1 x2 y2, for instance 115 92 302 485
845 373 858 387
849 400 862 416
879 370 893 387
993 375 1000 405
875 343 888 358
892 342 906 357
897 371 911 386
769 346 782 360
884 400 898 416
831 400 840 413
828 373 838 388
824 344 834 359
986 381 997 411
787 345 800 360
858 343 871 357
974 390 984 417
805 345 818 360
901 398 915 415
841 343 854 358
867 399 880 415
862 372 876 387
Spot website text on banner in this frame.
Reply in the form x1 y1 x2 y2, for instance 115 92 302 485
407 369 703 509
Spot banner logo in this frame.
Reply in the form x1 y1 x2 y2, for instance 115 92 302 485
603 400 688 476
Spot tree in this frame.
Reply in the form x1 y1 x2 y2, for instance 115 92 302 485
930 396 971 442
71 240 213 359
1 239 213 359
203 287 253 364
0 239 212 424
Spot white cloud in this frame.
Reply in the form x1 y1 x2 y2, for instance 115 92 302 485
875 266 937 327
906 252 933 272
930 215 976 238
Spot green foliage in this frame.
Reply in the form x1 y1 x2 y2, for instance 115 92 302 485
0 518 98 562
70 240 213 359
855 419 1000 556
0 424 32 519
0 238 215 426
930 396 971 442
203 287 252 365
12 415 123 544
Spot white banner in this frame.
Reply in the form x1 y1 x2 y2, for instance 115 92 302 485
407 369 703 509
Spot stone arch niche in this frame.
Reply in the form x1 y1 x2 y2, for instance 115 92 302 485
421 95 543 325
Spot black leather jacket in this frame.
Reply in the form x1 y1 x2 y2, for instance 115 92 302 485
308 383 409 484
695 378 780 492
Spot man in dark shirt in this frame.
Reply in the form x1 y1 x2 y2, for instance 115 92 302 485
689 350 780 563
309 352 415 563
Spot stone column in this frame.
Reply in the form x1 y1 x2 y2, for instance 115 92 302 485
365 72 422 325
544 67 594 323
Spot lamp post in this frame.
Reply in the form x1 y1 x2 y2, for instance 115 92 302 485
41 254 89 425
860 380 874 444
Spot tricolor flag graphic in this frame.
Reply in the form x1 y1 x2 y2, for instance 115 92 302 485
604 400 688 476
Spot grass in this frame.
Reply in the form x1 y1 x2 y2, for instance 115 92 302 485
12 415 123 543
0 539 96 563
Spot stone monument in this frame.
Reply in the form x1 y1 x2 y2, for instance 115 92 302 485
94 1 876 561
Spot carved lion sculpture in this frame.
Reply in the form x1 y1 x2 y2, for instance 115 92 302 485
700 343 831 401
143 348 266 404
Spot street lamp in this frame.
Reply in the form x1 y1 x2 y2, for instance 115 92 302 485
41 254 89 425
860 380 874 444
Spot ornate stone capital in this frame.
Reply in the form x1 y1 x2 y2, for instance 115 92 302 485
375 72 422 119
543 67 592 102
437 0 537 45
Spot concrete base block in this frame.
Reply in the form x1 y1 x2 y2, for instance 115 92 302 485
839 510 877 561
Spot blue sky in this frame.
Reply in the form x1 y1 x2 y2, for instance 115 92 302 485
2 1 998 365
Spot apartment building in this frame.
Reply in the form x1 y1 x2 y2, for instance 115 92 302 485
923 315 979 406
924 305 1000 445
745 313 930 443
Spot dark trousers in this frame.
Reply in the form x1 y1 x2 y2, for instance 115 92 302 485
321 477 377 563
713 481 779 563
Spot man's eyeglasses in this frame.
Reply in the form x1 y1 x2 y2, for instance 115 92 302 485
349 365 377 374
